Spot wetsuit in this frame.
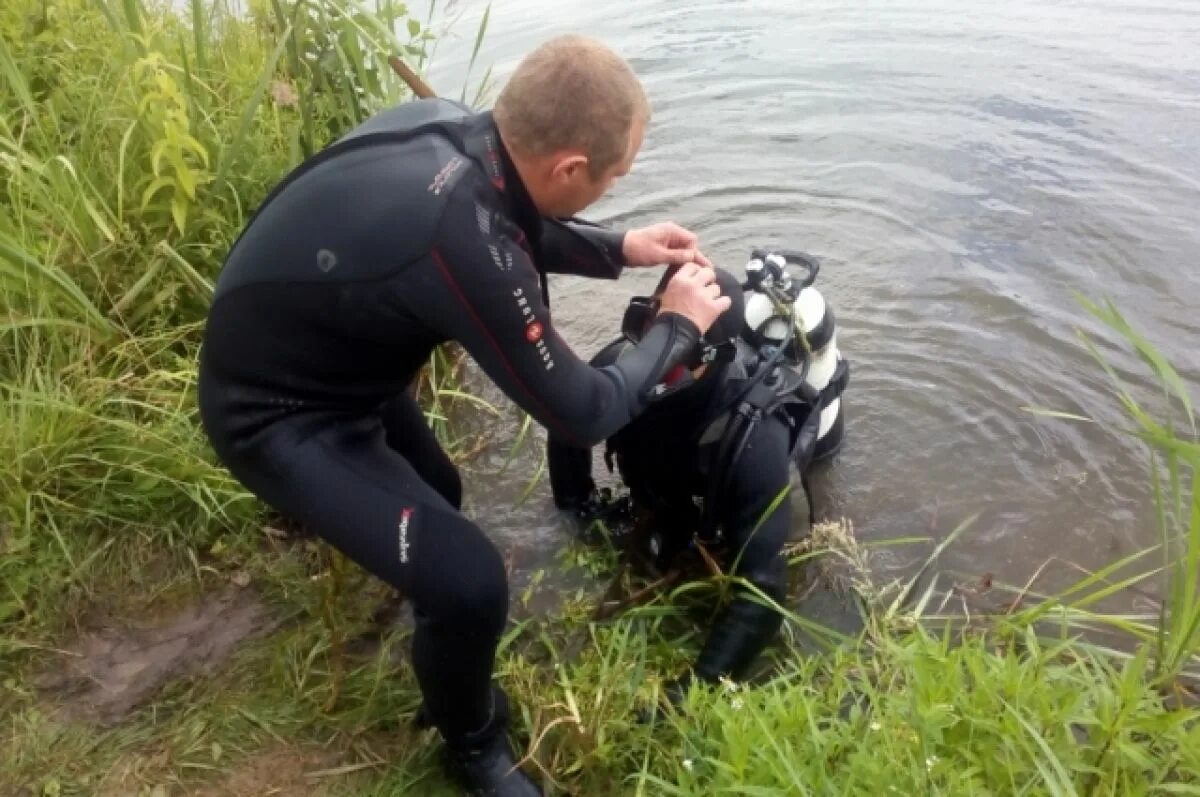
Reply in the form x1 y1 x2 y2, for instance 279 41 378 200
547 292 793 683
197 98 701 746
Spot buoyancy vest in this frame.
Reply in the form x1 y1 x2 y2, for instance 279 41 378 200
601 249 850 541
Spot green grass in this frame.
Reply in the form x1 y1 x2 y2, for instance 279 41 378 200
0 0 488 639
2 0 1200 795
3 566 1198 795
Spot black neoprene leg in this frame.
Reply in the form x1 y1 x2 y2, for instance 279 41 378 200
381 392 463 510
693 414 793 682
208 416 507 745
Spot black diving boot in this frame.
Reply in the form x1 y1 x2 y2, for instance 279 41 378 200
639 596 785 723
446 734 542 797
692 595 785 683
441 688 542 797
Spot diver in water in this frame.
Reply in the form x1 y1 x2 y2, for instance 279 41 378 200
197 36 731 797
548 255 848 700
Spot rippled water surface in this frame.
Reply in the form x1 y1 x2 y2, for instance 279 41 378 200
426 0 1200 601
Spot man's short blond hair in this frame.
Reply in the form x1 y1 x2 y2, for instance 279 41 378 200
494 35 650 178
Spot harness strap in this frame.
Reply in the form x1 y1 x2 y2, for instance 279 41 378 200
705 357 850 539
823 358 850 404
789 360 849 464
696 374 785 543
801 470 817 528
698 400 755 543
788 358 849 531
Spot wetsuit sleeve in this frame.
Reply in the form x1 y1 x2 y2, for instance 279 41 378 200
415 185 699 448
538 217 626 279
545 335 632 508
547 436 595 509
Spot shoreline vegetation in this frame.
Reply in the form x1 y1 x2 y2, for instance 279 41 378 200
1 1 1197 794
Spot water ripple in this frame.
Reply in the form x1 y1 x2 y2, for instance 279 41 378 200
429 0 1200 598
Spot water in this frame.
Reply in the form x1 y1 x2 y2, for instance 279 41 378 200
425 0 1200 605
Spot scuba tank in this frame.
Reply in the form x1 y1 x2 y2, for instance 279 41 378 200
692 248 849 541
558 248 851 562
740 250 846 461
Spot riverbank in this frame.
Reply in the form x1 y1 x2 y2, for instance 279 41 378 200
3 509 1198 794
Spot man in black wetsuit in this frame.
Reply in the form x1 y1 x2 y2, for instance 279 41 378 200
548 268 795 703
198 35 730 796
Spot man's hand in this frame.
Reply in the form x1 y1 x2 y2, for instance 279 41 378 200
623 222 714 268
658 263 732 335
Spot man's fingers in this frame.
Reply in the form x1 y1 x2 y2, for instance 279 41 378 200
656 221 689 239
628 222 715 270
661 247 702 267
665 249 693 266
674 262 714 284
669 224 698 247
657 261 733 334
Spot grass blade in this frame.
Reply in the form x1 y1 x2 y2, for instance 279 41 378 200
434 388 499 415
0 230 116 338
459 1 490 104
1078 293 1195 432
121 0 146 40
191 0 208 75
1021 406 1095 423
1002 699 1079 797
886 513 977 619
157 241 214 298
213 23 294 195
0 35 36 118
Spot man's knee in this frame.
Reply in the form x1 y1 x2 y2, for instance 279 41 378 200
727 476 792 569
414 529 509 634
738 458 791 512
446 558 508 631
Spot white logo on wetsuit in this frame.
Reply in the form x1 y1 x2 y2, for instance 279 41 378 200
398 507 413 563
488 243 513 272
475 203 490 235
512 287 555 371
427 156 465 195
316 248 338 272
483 133 504 187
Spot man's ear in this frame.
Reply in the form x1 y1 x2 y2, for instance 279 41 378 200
551 153 590 182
